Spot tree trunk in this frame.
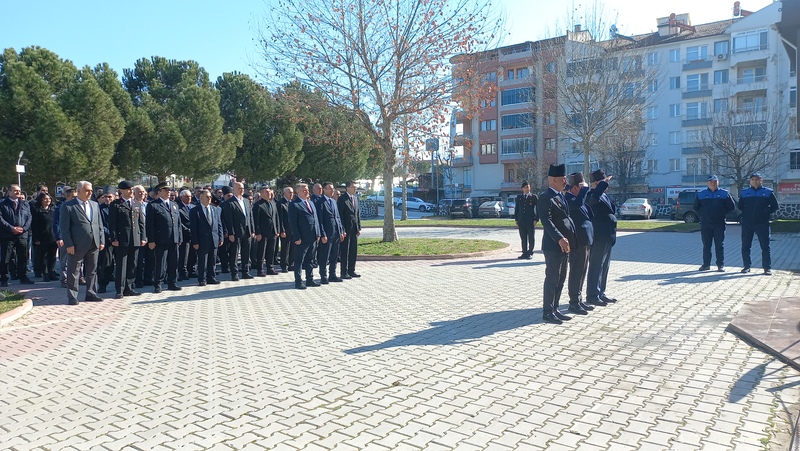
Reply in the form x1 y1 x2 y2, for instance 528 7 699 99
382 165 398 242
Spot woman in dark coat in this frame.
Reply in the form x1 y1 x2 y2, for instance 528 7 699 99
31 192 58 281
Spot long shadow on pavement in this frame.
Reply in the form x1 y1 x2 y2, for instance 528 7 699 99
616 271 757 285
344 308 541 354
132 281 294 305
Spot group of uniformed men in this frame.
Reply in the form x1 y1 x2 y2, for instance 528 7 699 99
0 178 363 304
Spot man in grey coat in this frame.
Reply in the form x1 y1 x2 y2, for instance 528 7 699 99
59 181 105 305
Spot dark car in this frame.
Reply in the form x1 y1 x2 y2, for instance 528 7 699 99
673 190 742 223
450 198 474 218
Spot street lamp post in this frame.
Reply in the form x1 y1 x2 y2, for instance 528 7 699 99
15 151 25 190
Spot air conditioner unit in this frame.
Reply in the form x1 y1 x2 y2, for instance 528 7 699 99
717 53 728 61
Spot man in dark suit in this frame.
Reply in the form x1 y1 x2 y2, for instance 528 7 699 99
0 184 34 286
337 181 362 279
564 172 594 316
315 182 345 284
177 189 197 281
222 182 255 281
190 189 223 286
278 187 294 273
514 181 538 260
133 185 154 288
217 186 233 274
253 187 280 277
96 190 115 293
59 181 105 305
537 164 577 325
108 181 146 299
146 181 183 293
288 183 321 289
586 169 618 307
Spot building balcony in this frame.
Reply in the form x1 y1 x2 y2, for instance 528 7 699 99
499 151 533 162
730 76 769 95
681 146 704 155
682 174 710 184
500 181 520 189
452 133 474 147
681 117 712 127
682 59 713 71
682 86 712 99
452 155 473 167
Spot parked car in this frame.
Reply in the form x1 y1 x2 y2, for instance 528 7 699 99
478 201 509 218
506 200 516 217
618 198 653 219
673 190 743 223
367 192 401 206
394 196 435 212
437 198 455 216
450 198 474 218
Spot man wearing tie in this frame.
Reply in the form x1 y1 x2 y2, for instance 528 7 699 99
253 187 280 276
585 169 619 307
190 189 223 286
0 184 34 286
108 181 146 299
146 181 183 293
315 182 345 284
288 183 321 289
537 164 577 325
222 182 255 281
337 181 362 279
59 181 105 305
514 181 538 260
177 189 197 281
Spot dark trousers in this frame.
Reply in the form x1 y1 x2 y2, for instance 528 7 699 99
1 236 29 282
318 236 340 280
135 246 154 285
67 245 99 303
587 239 614 300
518 223 536 255
340 229 358 276
255 235 277 273
113 245 138 294
542 250 568 315
293 239 315 282
229 235 252 276
178 241 197 277
567 245 590 303
219 239 230 272
742 223 771 270
154 243 179 288
279 236 294 270
33 242 58 278
196 243 217 283
700 222 726 267
97 246 115 289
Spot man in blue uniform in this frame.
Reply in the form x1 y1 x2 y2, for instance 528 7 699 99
513 181 538 260
693 175 735 272
146 181 183 293
738 173 779 275
565 172 594 316
585 169 618 307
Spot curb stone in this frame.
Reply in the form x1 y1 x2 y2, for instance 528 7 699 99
0 298 33 327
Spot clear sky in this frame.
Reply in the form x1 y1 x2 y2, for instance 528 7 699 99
1 0 776 82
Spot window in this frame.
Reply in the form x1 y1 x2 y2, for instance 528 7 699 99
501 138 533 154
738 67 766 83
714 70 729 85
621 57 641 72
481 72 497 84
649 133 659 146
647 159 659 173
649 80 658 93
791 87 797 108
791 150 800 170
670 49 680 62
647 52 659 66
686 157 708 174
545 61 556 73
506 70 515 80
670 104 681 117
685 102 708 120
464 167 472 187
648 106 659 119
544 138 555 150
544 113 556 125
686 73 709 91
686 45 708 62
480 98 497 108
713 98 728 113
733 30 768 53
501 87 534 105
480 143 497 155
714 41 729 56
670 76 681 90
480 119 496 131
669 131 682 145
508 168 515 182
741 96 765 112
670 159 682 171
686 130 703 146
501 113 534 130
516 67 530 79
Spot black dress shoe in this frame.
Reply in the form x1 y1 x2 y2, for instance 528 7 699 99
85 295 104 302
0 280 8 287
554 311 572 321
207 279 221 285
135 282 144 288
320 278 329 285
717 266 725 272
266 269 279 275
20 279 35 285
586 298 607 307
198 281 206 286
329 276 344 282
68 298 79 305
231 275 240 282
97 286 107 293
295 281 306 290
599 295 617 304
764 269 772 275
341 274 352 280
348 272 361 278
741 267 751 273
123 290 142 297
241 273 254 279
281 267 288 273
306 279 320 287
567 304 589 315
517 253 528 260
542 313 563 325
115 293 124 299
167 285 182 291
579 301 594 311
256 271 267 277
699 265 711 271
154 286 162 293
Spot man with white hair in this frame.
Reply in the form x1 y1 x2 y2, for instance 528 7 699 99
59 181 105 305
177 189 197 280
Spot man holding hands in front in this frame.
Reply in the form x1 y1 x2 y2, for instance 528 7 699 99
60 181 105 305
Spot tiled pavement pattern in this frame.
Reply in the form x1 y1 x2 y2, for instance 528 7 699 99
1 227 799 450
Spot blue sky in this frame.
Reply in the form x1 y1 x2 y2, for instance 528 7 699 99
1 0 774 82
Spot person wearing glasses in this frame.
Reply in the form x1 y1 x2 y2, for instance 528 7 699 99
0 184 34 287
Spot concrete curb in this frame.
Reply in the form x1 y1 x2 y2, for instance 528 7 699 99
359 244 511 261
0 298 33 327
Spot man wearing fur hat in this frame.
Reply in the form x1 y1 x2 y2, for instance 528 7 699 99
585 169 618 307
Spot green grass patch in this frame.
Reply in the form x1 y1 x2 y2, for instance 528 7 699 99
771 220 800 233
617 221 700 232
361 217 515 228
358 238 507 256
0 291 25 315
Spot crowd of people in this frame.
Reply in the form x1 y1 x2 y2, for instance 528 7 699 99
0 179 363 304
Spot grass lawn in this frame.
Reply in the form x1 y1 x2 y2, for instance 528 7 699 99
358 238 508 256
771 220 800 233
0 291 25 315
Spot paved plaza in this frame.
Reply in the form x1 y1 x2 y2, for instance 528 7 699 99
1 227 799 450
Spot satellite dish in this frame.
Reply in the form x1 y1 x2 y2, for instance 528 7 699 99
610 24 618 37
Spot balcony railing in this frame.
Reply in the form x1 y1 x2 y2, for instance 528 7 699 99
736 75 767 84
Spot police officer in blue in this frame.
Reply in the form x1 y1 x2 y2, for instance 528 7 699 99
738 173 779 275
693 175 735 272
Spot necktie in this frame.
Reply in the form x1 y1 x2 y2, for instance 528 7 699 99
352 195 358 211
206 206 212 224
305 200 312 213
84 201 91 219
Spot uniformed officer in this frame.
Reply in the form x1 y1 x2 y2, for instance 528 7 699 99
585 169 618 307
565 172 594 315
514 181 538 260
693 175 735 272
108 181 146 298
738 173 779 275
146 181 183 293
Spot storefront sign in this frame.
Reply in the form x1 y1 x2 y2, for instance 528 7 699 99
778 181 800 194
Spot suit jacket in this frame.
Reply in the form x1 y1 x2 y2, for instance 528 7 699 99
0 196 32 240
190 204 223 247
222 196 255 238
537 188 576 253
108 198 146 247
146 198 182 245
253 198 280 237
514 193 539 224
59 198 104 253
315 195 344 239
586 181 617 243
278 198 291 237
178 202 193 242
288 197 320 242
565 186 594 248
337 192 361 233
